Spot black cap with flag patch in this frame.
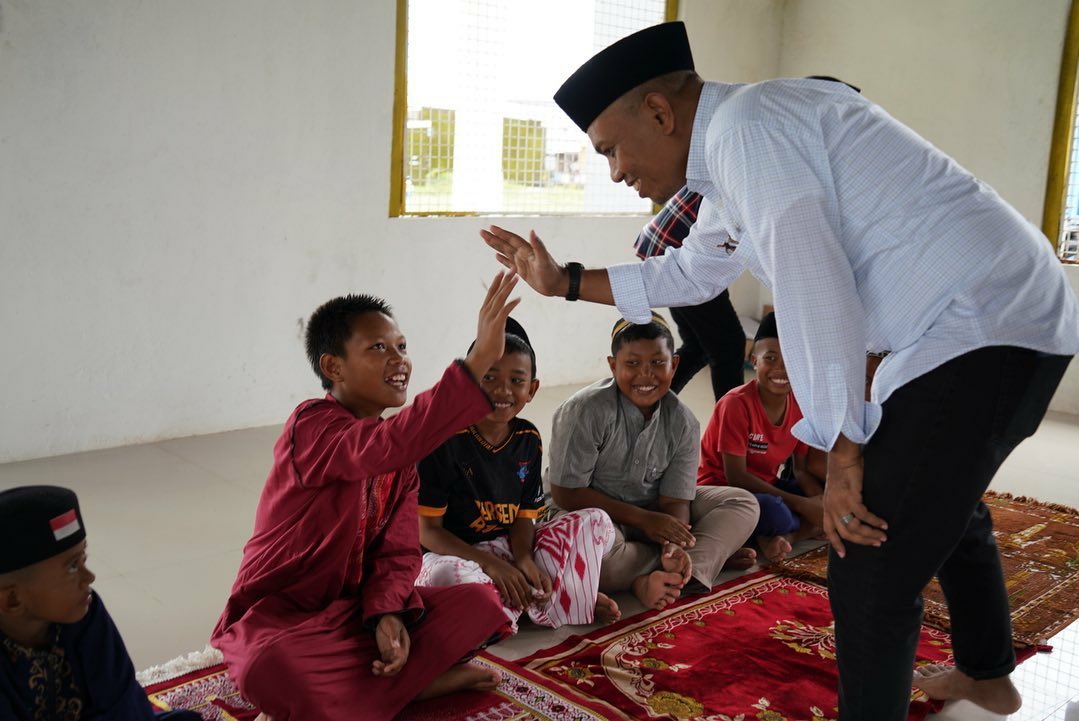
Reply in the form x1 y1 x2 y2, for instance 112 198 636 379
0 486 86 574
554 21 695 132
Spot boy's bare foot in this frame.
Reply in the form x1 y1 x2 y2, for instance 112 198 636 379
416 661 501 700
759 534 793 562
912 664 1022 715
722 547 757 570
594 592 621 624
632 570 683 610
254 714 274 721
660 542 692 582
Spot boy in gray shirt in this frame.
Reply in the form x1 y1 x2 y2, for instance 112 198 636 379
547 314 759 610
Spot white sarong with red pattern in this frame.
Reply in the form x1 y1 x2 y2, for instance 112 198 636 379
416 508 614 630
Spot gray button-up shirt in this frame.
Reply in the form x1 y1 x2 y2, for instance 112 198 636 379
545 377 699 507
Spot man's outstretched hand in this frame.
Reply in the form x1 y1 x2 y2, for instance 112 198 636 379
480 225 567 298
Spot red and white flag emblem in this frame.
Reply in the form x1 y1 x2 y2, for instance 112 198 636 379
49 510 80 541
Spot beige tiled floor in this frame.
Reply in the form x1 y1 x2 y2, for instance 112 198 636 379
0 371 1077 719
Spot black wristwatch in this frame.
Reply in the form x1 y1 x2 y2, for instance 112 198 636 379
565 262 583 302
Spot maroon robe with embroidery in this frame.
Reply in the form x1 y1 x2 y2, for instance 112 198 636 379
211 362 510 721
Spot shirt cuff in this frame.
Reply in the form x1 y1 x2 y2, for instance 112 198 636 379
791 400 883 451
451 358 495 411
607 262 654 324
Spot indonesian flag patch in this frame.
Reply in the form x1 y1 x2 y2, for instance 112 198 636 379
50 510 81 541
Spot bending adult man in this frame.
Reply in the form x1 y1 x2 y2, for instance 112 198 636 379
480 21 1079 721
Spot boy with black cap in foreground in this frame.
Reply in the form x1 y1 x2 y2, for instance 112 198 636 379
416 318 619 630
698 313 826 562
0 485 199 721
211 273 520 721
546 313 758 612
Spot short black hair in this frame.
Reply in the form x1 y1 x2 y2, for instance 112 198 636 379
304 294 393 391
610 321 675 356
504 333 537 379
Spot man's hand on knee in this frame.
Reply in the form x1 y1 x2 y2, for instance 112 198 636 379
824 447 888 557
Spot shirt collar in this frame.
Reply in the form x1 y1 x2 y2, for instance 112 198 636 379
686 81 737 193
1 624 62 657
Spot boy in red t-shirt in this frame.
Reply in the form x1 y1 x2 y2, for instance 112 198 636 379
697 313 825 561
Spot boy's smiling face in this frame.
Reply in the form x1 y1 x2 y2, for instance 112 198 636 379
322 312 413 418
0 540 96 629
752 337 790 396
608 337 679 415
480 351 539 425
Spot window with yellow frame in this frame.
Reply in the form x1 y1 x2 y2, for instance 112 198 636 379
1045 0 1079 262
389 0 678 217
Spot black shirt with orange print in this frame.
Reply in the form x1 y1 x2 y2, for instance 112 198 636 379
417 417 545 545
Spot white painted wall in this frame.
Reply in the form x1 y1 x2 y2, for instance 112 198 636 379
0 1 644 463
2 1 1076 462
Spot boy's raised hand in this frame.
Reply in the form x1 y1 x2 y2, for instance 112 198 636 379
464 271 521 382
372 614 410 677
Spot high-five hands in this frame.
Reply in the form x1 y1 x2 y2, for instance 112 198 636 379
480 226 567 298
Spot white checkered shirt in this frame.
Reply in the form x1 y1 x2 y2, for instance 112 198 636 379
608 79 1079 451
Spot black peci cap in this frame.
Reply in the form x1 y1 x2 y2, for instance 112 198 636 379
504 317 531 349
467 316 532 355
0 486 87 575
554 21 695 132
754 312 779 343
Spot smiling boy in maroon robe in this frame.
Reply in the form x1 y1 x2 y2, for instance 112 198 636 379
211 273 521 721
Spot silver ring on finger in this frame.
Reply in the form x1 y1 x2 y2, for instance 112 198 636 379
840 513 855 526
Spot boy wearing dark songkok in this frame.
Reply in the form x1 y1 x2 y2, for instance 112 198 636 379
416 318 619 631
546 313 759 611
0 485 199 721
212 273 519 721
698 313 826 562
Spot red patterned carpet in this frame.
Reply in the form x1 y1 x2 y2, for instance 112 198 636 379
777 491 1079 646
519 571 974 721
146 571 1042 720
145 652 612 720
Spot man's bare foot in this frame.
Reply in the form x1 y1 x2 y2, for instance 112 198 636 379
722 546 757 570
254 714 274 721
632 570 683 610
415 661 502 700
759 534 793 562
913 664 1022 715
594 592 621 624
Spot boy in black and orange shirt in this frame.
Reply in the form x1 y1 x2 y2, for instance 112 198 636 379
416 320 618 630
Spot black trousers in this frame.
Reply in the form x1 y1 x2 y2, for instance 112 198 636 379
828 346 1072 721
669 289 746 401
